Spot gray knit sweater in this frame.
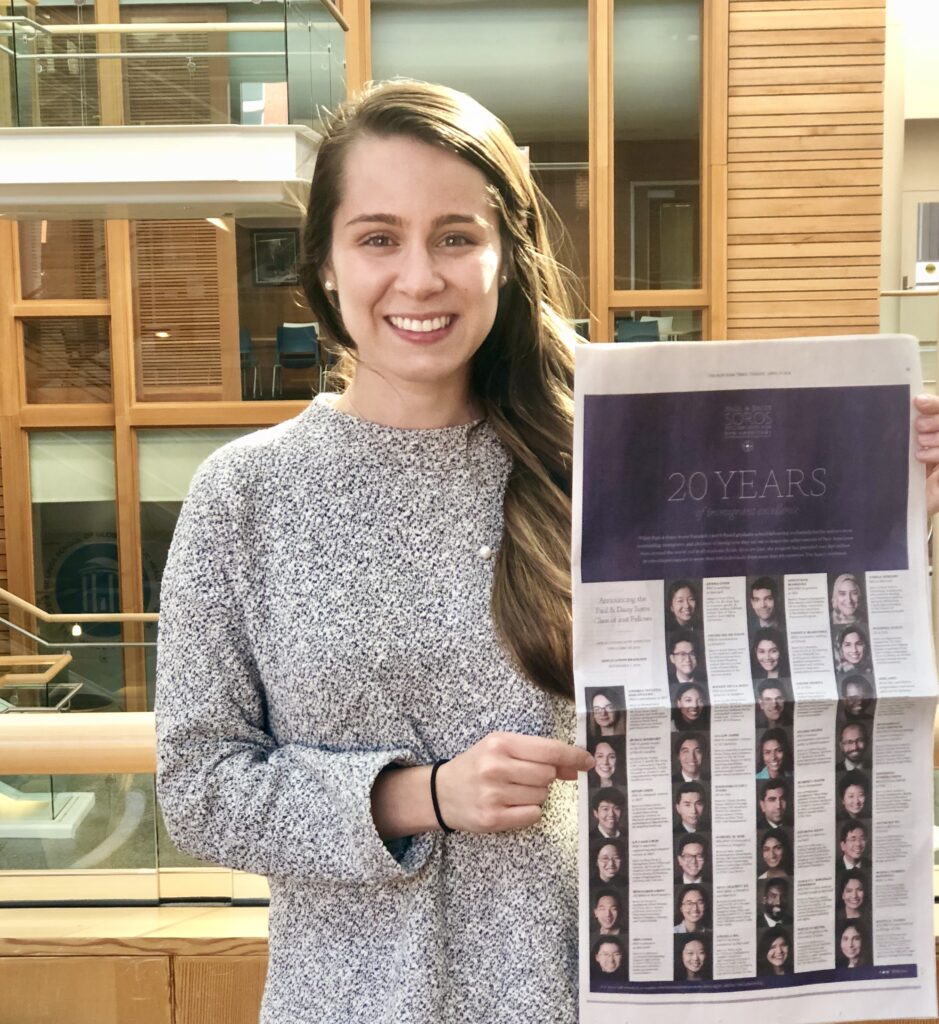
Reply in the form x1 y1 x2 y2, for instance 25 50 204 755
155 395 578 1024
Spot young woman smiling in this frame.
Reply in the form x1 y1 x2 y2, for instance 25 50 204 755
156 81 592 1024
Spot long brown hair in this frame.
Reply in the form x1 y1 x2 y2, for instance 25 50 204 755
298 80 576 700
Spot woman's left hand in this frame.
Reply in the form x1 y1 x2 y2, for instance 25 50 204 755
914 394 939 515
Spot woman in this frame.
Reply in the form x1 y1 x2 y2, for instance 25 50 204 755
841 674 876 719
588 687 626 741
835 626 873 678
588 736 624 789
837 921 869 968
755 728 791 780
831 574 865 626
758 927 793 976
155 81 595 1024
591 888 624 935
674 884 709 934
757 830 792 879
838 771 869 821
672 682 710 732
751 628 790 680
675 934 710 981
839 869 868 921
665 580 702 632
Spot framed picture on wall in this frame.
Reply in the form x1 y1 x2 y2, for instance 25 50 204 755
251 228 300 286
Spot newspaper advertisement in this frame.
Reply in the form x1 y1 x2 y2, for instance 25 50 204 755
573 334 938 1024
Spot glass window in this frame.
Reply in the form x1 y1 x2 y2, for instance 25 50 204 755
132 217 319 402
613 0 701 291
138 427 254 709
29 430 126 710
18 220 108 300
22 317 112 404
612 308 703 343
15 2 101 128
371 0 590 315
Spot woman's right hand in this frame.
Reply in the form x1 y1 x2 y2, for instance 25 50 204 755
434 732 595 833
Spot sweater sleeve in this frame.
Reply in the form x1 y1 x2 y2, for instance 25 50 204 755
154 452 437 883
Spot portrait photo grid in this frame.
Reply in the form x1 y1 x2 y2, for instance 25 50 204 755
587 572 879 990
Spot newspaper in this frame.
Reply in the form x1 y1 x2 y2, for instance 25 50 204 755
573 335 938 1024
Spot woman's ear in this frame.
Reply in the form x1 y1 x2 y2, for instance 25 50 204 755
320 260 337 294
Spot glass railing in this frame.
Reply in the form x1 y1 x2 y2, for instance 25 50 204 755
1 0 345 129
0 589 264 904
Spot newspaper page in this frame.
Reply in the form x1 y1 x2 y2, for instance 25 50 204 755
573 334 938 1024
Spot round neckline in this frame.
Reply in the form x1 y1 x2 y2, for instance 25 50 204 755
310 392 485 437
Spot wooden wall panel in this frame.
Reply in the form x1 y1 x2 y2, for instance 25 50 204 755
0 435 7 656
0 955 172 1024
174 955 268 1024
725 0 885 339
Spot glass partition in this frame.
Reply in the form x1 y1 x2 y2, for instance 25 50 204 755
5 0 345 128
612 308 703 343
0 772 160 904
28 430 127 709
18 219 108 300
612 0 701 291
22 317 112 404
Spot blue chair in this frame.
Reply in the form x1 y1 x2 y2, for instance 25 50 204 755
272 322 319 397
239 328 260 399
614 319 660 343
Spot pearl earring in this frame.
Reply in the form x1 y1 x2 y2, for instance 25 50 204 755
324 280 336 291
499 274 508 286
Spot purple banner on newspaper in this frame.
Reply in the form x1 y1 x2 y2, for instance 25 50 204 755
580 386 910 583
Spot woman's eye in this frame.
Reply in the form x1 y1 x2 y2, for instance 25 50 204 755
362 234 395 247
440 233 473 248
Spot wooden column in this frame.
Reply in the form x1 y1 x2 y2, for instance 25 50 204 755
344 0 371 97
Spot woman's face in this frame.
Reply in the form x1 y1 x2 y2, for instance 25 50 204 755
766 936 789 971
756 639 780 674
677 688 704 723
671 586 696 624
593 895 620 932
597 844 622 883
326 135 503 399
680 890 705 927
834 579 861 618
842 878 865 914
840 631 866 666
762 738 785 778
594 742 617 782
592 695 615 731
762 836 784 870
842 784 866 818
682 940 706 977
841 926 862 963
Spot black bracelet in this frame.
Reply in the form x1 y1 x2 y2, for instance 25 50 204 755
430 758 455 834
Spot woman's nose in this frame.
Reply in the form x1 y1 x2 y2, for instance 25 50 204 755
395 244 445 298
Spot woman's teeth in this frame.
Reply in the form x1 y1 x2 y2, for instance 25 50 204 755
388 315 453 333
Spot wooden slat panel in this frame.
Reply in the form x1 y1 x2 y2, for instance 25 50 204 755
730 8 885 30
728 196 881 216
730 43 884 59
131 220 229 400
724 1 884 340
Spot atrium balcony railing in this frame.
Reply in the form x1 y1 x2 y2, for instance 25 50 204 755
0 0 346 130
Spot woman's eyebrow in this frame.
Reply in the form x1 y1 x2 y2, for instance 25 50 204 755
343 212 490 229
